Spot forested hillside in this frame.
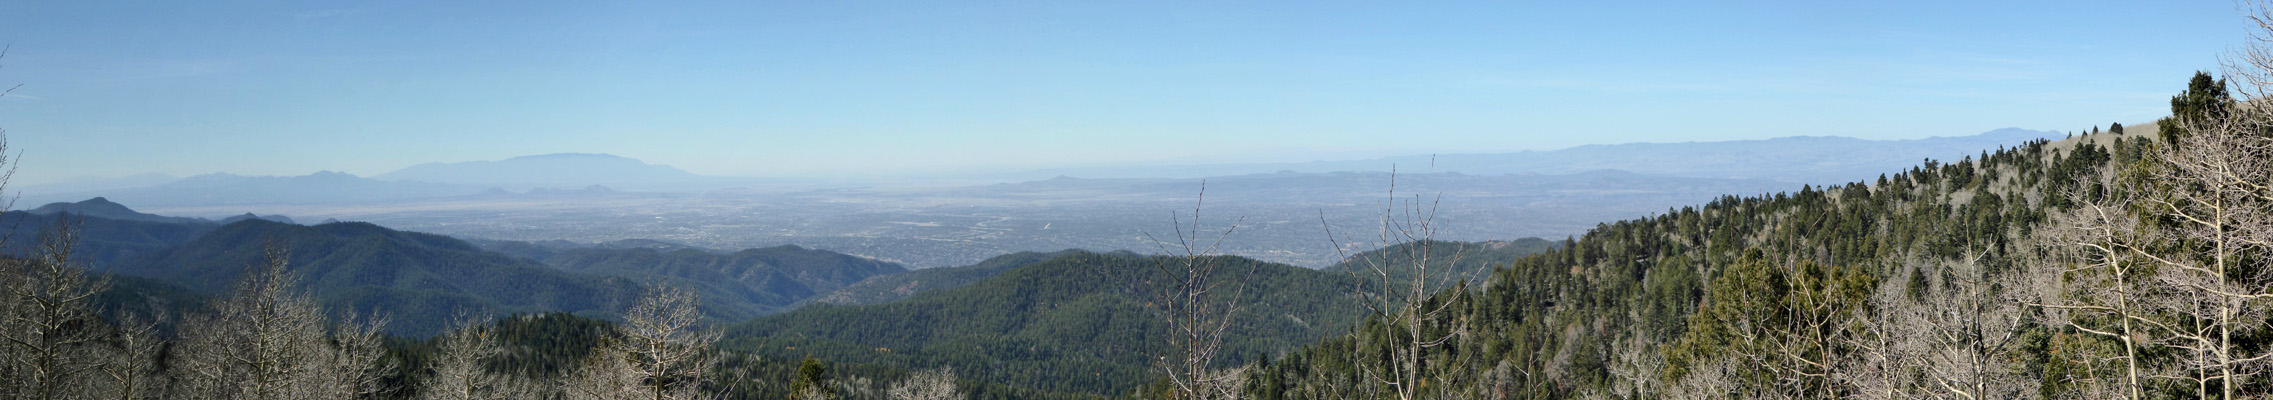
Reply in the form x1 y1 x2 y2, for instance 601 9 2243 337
804 250 1077 306
27 197 208 224
722 251 1366 397
1232 81 2216 398
117 219 647 335
541 244 908 318
0 204 919 336
0 210 216 267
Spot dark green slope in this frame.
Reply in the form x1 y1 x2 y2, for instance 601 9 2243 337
89 274 212 335
119 220 644 335
27 197 208 224
0 210 218 267
541 244 907 318
721 250 1362 397
802 249 1081 306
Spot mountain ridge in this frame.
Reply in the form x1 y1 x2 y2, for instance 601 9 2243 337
12 198 918 335
28 197 208 224
540 244 908 319
375 152 747 192
1019 127 2070 185
722 250 1365 396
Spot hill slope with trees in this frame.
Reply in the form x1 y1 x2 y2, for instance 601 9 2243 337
721 250 1367 397
113 220 647 335
1234 91 2190 398
540 244 908 318
802 249 1083 306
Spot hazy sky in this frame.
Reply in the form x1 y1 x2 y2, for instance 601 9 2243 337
0 1 2245 184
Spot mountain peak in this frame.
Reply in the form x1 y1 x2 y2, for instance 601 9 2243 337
374 153 740 192
28 197 205 224
219 213 297 225
506 153 636 161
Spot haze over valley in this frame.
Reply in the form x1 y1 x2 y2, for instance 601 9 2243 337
23 128 2061 268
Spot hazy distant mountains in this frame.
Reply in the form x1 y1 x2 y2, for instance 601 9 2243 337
19 153 743 208
962 169 1791 205
22 129 2065 209
376 153 748 192
22 171 484 208
1026 128 2069 185
17 173 180 195
5 130 2074 268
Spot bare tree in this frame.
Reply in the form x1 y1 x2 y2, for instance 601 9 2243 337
1845 264 1927 400
564 342 647 400
1847 243 2034 400
1320 169 1472 400
0 219 110 400
886 367 961 400
2143 3 2273 396
2015 25 2273 396
93 311 164 400
1919 249 2036 400
1661 357 1744 400
2022 55 2273 400
1142 181 1253 400
2023 183 2159 400
1603 329 1660 399
1474 359 1525 400
420 314 537 400
2125 85 2273 400
325 312 394 399
173 243 392 400
569 285 718 400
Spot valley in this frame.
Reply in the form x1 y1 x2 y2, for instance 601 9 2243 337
27 130 2063 269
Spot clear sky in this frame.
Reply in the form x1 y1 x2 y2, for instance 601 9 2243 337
0 0 2246 184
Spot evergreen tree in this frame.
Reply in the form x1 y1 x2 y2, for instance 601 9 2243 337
2161 71 2231 144
789 357 834 400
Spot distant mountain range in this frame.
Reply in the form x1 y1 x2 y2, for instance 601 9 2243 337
375 153 750 192
19 129 2065 211
23 171 485 208
17 153 750 208
1022 128 2069 185
3 129 2073 271
17 173 180 196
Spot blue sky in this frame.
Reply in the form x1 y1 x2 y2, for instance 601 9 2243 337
0 1 2245 183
